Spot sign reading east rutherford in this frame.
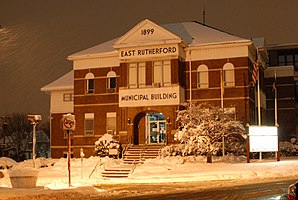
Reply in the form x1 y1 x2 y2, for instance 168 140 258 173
119 44 178 59
119 86 184 107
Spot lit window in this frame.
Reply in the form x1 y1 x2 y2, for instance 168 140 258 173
85 73 95 94
106 112 116 133
197 64 208 88
85 113 94 135
223 63 235 87
63 93 74 102
153 61 171 87
128 63 145 88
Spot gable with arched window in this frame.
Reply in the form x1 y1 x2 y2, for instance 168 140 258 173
197 64 209 88
223 63 235 87
107 71 116 93
85 72 95 94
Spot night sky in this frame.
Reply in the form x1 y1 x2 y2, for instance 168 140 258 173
1 0 298 120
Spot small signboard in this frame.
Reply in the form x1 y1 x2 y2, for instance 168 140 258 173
62 114 76 131
249 126 278 152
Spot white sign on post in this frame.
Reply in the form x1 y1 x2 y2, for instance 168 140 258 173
249 126 278 152
62 114 76 131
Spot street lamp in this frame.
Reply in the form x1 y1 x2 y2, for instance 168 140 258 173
27 115 42 168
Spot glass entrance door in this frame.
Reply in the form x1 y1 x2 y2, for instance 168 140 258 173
146 113 166 144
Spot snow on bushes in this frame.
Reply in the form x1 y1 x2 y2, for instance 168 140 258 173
161 136 298 158
165 103 246 161
94 133 121 158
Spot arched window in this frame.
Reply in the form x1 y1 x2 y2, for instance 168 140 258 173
85 72 94 94
197 64 209 88
107 71 116 92
223 63 235 87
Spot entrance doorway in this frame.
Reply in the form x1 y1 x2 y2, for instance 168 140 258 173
146 113 166 144
133 111 167 145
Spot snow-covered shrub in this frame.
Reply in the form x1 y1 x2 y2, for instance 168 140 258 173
94 133 121 158
174 103 246 162
280 140 297 156
160 141 246 157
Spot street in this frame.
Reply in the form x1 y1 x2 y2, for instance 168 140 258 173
96 178 296 200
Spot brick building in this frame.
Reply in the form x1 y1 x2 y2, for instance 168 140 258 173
42 19 269 158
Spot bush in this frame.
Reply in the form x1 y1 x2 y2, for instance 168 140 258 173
161 137 298 158
94 133 122 158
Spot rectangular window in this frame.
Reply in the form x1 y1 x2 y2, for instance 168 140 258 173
278 55 286 66
86 79 94 94
198 71 208 88
295 54 298 70
153 60 171 87
108 77 116 89
286 54 293 66
63 93 74 102
85 113 94 135
106 112 116 133
224 69 235 87
128 62 145 88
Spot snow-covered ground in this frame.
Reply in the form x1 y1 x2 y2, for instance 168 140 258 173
0 155 297 198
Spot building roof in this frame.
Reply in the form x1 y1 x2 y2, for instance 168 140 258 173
41 70 73 92
69 20 250 59
162 21 250 46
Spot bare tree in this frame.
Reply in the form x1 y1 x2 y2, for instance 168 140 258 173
5 113 32 161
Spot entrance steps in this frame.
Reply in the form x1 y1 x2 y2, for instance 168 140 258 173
101 164 133 178
101 145 165 178
122 144 165 165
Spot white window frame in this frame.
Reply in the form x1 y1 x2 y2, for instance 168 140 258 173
197 64 209 88
106 112 116 133
85 73 95 94
63 93 74 102
153 60 171 87
223 63 235 87
128 62 146 88
85 113 94 135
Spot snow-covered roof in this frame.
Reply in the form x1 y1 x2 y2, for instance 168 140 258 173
40 70 73 92
162 21 250 46
69 20 251 59
68 38 118 59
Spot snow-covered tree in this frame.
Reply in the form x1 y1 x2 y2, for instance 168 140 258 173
175 103 246 163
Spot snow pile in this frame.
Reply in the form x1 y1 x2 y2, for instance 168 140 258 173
0 155 298 190
9 167 38 177
0 157 17 169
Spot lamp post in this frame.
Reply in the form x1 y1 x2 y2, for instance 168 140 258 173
27 115 42 168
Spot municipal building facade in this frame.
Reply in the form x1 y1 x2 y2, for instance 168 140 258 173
42 19 272 158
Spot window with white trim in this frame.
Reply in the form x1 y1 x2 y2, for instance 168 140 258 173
106 112 116 133
85 113 94 135
223 63 235 87
63 93 74 102
85 73 95 94
153 60 171 87
197 64 209 88
106 71 116 92
128 62 146 88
